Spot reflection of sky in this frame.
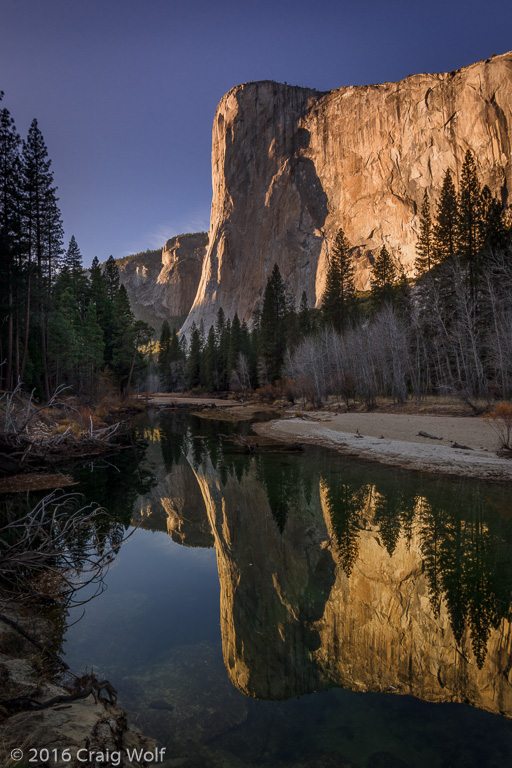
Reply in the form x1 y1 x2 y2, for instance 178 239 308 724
2 0 512 265
64 528 220 672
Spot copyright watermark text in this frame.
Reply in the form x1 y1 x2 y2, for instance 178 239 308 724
10 746 166 765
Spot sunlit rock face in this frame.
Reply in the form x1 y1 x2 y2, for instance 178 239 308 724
317 483 512 714
118 232 207 330
188 456 512 716
182 52 512 333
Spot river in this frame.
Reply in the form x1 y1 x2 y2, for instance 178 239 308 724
60 409 512 767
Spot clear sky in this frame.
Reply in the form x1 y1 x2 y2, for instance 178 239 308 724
2 0 511 267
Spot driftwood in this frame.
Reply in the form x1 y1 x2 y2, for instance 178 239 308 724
418 431 443 440
452 441 474 450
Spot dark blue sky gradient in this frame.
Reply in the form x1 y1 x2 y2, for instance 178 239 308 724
2 0 511 266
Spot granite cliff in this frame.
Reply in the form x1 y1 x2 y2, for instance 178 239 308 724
116 232 207 331
181 51 512 333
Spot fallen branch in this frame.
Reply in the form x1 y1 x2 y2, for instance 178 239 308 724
0 612 69 670
418 431 443 440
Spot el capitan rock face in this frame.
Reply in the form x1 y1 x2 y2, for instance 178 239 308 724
182 52 512 333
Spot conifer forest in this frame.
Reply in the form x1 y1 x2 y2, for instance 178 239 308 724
0 95 152 399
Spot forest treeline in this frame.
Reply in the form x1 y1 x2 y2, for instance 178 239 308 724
0 94 152 398
158 150 512 402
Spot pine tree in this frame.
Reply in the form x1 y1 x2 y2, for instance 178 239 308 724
103 255 120 302
47 287 79 388
285 287 299 347
371 244 398 308
415 190 434 275
21 119 64 396
203 326 217 391
81 301 105 393
458 150 483 302
187 322 202 389
0 107 22 391
111 285 135 391
480 186 507 254
322 228 355 328
259 264 288 382
63 235 88 316
228 313 242 376
89 255 111 365
433 169 459 264
298 291 311 337
158 320 172 391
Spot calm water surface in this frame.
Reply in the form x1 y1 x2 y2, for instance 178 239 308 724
62 410 512 768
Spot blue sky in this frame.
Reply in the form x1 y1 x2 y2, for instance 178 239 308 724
2 0 511 266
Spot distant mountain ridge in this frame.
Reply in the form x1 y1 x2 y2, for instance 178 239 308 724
114 233 207 331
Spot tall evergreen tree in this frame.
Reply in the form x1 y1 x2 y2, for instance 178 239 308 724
103 255 120 302
21 119 63 397
81 301 105 393
158 319 172 391
458 150 483 302
298 291 312 337
0 107 22 391
415 190 434 275
228 313 242 376
111 284 135 390
371 244 398 307
203 326 218 391
321 228 355 328
187 322 202 389
62 235 88 316
433 169 459 264
259 264 288 382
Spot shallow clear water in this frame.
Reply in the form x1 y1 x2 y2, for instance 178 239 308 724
61 410 512 768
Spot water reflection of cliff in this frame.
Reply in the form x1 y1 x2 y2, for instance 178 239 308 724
138 415 512 717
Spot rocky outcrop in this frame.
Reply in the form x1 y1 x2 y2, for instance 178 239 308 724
182 52 512 333
117 233 207 331
0 609 157 768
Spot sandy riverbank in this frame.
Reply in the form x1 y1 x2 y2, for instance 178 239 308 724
253 411 512 481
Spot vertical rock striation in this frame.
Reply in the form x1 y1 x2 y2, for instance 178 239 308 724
182 52 512 333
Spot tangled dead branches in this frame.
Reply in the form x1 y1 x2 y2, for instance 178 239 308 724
0 490 126 607
0 384 125 475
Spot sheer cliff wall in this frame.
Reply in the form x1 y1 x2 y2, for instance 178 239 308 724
181 52 512 333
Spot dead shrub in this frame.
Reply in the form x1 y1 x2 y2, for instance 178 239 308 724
485 402 512 450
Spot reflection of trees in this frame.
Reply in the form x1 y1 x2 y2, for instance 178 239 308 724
257 456 304 533
69 430 156 544
319 467 512 669
320 477 361 575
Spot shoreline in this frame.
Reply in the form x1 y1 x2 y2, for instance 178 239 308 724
253 411 512 481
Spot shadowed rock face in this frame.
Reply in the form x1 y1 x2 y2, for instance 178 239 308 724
135 460 213 548
186 454 512 715
182 52 512 333
117 232 207 331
